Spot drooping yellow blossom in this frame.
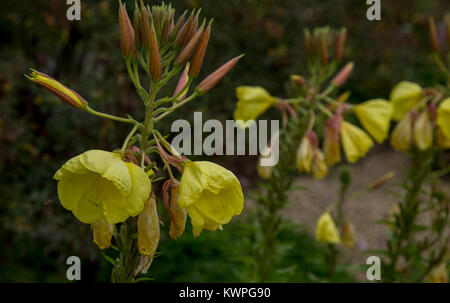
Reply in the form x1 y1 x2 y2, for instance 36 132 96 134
353 99 393 143
340 121 374 163
390 81 423 121
168 183 187 240
91 217 114 250
178 161 244 236
414 110 433 151
26 69 87 109
137 196 160 257
296 132 316 174
315 212 341 244
437 97 450 138
437 126 450 149
234 86 275 128
323 116 341 166
426 262 448 283
311 149 328 179
54 150 151 224
340 222 355 249
390 112 413 152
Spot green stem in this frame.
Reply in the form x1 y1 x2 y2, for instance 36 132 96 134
84 106 136 124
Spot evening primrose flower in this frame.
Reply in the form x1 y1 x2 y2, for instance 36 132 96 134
390 112 414 152
315 212 341 244
296 131 316 174
353 99 393 143
54 150 151 224
437 97 450 138
340 121 374 163
426 262 448 283
234 86 276 128
323 116 342 166
311 149 328 179
178 161 244 237
390 81 423 121
168 183 187 240
91 217 114 250
414 110 433 151
26 69 87 109
137 195 160 257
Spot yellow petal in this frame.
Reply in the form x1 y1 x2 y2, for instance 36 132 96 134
413 110 433 151
124 162 151 217
315 212 341 244
353 99 393 143
72 175 104 223
311 149 328 179
390 81 423 121
91 217 114 250
341 122 374 163
437 126 450 149
390 112 413 152
57 172 96 211
186 206 205 237
233 86 275 127
296 136 313 173
137 196 160 256
168 184 187 240
437 98 450 138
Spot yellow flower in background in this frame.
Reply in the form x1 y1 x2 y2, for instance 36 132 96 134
316 212 341 244
341 121 374 163
437 126 450 149
311 149 328 179
437 97 450 138
26 69 87 109
178 161 244 236
54 150 151 224
353 99 393 143
296 136 314 174
390 112 414 152
234 86 275 128
137 196 160 257
426 262 448 283
414 110 433 150
91 217 114 250
390 81 423 121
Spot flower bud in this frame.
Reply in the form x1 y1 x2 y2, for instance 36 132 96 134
196 55 243 94
335 28 346 61
189 20 212 78
428 17 439 52
119 1 136 59
323 115 342 166
304 29 312 56
311 148 328 179
320 36 328 66
26 69 87 109
370 171 395 190
137 195 160 257
296 131 316 174
290 75 305 87
175 11 194 49
187 9 201 43
173 64 190 99
316 212 341 244
134 255 153 275
133 4 141 50
91 217 114 250
172 10 187 39
414 109 433 151
340 222 355 249
331 62 354 87
139 5 151 51
149 20 162 81
391 112 414 152
175 20 206 67
168 183 187 240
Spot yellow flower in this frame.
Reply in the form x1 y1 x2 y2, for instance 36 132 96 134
91 217 114 250
341 121 374 163
437 97 450 138
426 262 448 283
296 131 316 174
234 86 275 128
390 112 413 152
26 69 87 109
414 110 433 150
311 149 328 179
340 222 355 249
54 150 151 224
437 126 450 149
137 196 160 257
323 116 341 166
390 81 423 121
168 183 187 240
353 99 393 143
315 212 341 244
178 161 244 236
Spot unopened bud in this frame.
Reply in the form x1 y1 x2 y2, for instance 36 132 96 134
175 20 206 67
133 4 141 50
304 29 312 56
119 1 136 59
445 14 450 48
428 17 439 52
168 183 187 240
137 195 160 257
332 62 354 87
174 64 190 99
189 20 212 77
196 54 244 94
320 36 328 66
139 5 151 51
91 217 114 250
290 75 305 87
370 171 395 190
187 9 201 43
175 11 194 49
335 28 346 61
341 222 355 249
149 20 162 81
172 10 187 39
26 69 87 109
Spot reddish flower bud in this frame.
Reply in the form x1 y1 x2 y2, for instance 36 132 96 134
149 20 162 81
370 171 395 190
175 20 206 67
428 17 439 52
321 36 328 65
118 1 136 59
172 10 187 39
335 28 346 61
139 5 151 51
332 62 354 87
187 9 201 43
174 64 190 99
175 11 194 49
133 4 142 50
196 55 244 94
189 19 212 77
290 74 305 87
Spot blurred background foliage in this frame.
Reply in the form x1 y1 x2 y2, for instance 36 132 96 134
0 0 448 282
